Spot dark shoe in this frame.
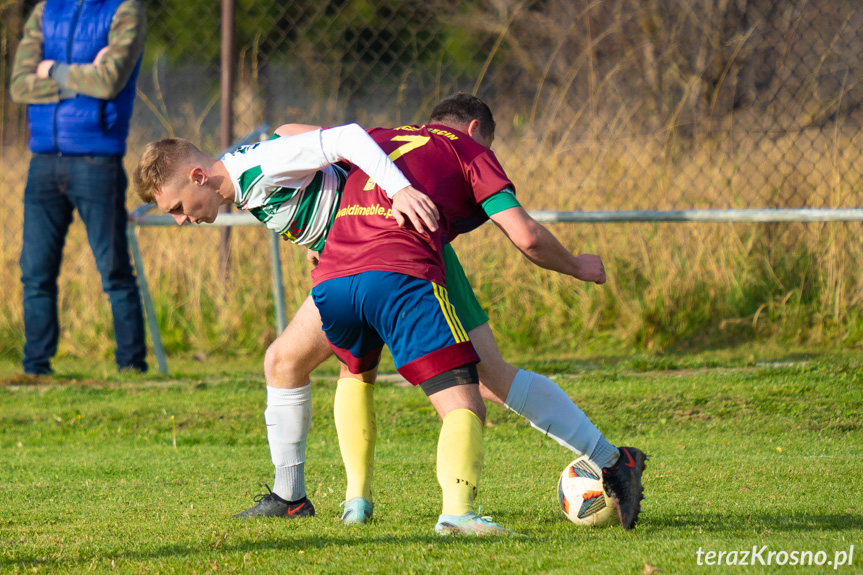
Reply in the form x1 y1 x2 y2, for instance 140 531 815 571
602 446 647 530
233 485 315 518
24 366 53 376
119 363 148 374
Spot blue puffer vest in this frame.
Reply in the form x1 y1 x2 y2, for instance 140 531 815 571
27 0 141 155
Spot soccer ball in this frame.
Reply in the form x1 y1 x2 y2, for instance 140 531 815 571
557 455 620 527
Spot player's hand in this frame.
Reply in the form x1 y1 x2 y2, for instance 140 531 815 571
574 254 606 284
306 249 320 267
391 186 439 232
36 60 55 79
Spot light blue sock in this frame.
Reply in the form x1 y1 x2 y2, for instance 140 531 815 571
505 369 618 469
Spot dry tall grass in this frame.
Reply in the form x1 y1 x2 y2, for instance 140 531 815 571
1 118 861 364
3 0 861 367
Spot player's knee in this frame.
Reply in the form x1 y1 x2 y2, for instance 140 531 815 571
264 338 305 384
263 342 281 383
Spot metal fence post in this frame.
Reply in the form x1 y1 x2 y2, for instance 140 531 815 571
127 223 168 374
269 233 287 335
218 0 236 277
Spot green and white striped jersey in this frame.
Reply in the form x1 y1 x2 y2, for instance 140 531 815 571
221 138 347 251
219 125 412 252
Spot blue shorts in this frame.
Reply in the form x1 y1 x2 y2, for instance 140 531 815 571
311 271 479 385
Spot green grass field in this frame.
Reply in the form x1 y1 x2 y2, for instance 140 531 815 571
1 350 862 574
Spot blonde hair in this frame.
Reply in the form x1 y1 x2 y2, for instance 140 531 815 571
132 138 208 203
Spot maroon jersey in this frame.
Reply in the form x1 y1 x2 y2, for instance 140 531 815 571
311 124 514 287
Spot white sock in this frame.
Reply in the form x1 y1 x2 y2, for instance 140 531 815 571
505 370 619 469
265 383 312 502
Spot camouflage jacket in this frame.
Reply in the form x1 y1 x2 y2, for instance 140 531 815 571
10 0 146 104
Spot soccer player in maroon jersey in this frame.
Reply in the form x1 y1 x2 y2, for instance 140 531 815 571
242 94 646 533
313 94 643 534
309 113 526 534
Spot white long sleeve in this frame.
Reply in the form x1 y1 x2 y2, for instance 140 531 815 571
250 123 411 198
318 123 412 198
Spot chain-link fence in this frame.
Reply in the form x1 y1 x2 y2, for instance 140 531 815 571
1 0 862 359
5 0 862 208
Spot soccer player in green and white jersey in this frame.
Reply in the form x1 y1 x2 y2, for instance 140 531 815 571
133 123 439 245
134 101 645 532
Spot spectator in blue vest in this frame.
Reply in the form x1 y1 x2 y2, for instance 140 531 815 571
10 0 148 375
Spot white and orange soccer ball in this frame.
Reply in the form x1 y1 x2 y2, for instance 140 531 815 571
557 455 620 527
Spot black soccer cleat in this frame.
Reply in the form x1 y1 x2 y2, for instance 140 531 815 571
233 484 315 519
602 446 647 530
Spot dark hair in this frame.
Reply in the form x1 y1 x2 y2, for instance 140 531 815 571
428 92 495 140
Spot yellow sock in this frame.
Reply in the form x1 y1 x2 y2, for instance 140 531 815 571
437 409 484 516
334 378 376 501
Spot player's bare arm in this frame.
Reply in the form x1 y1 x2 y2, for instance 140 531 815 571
275 123 439 233
490 206 606 284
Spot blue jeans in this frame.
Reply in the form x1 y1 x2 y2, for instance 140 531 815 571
20 154 147 374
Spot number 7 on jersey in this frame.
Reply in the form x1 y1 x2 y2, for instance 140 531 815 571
363 135 431 191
